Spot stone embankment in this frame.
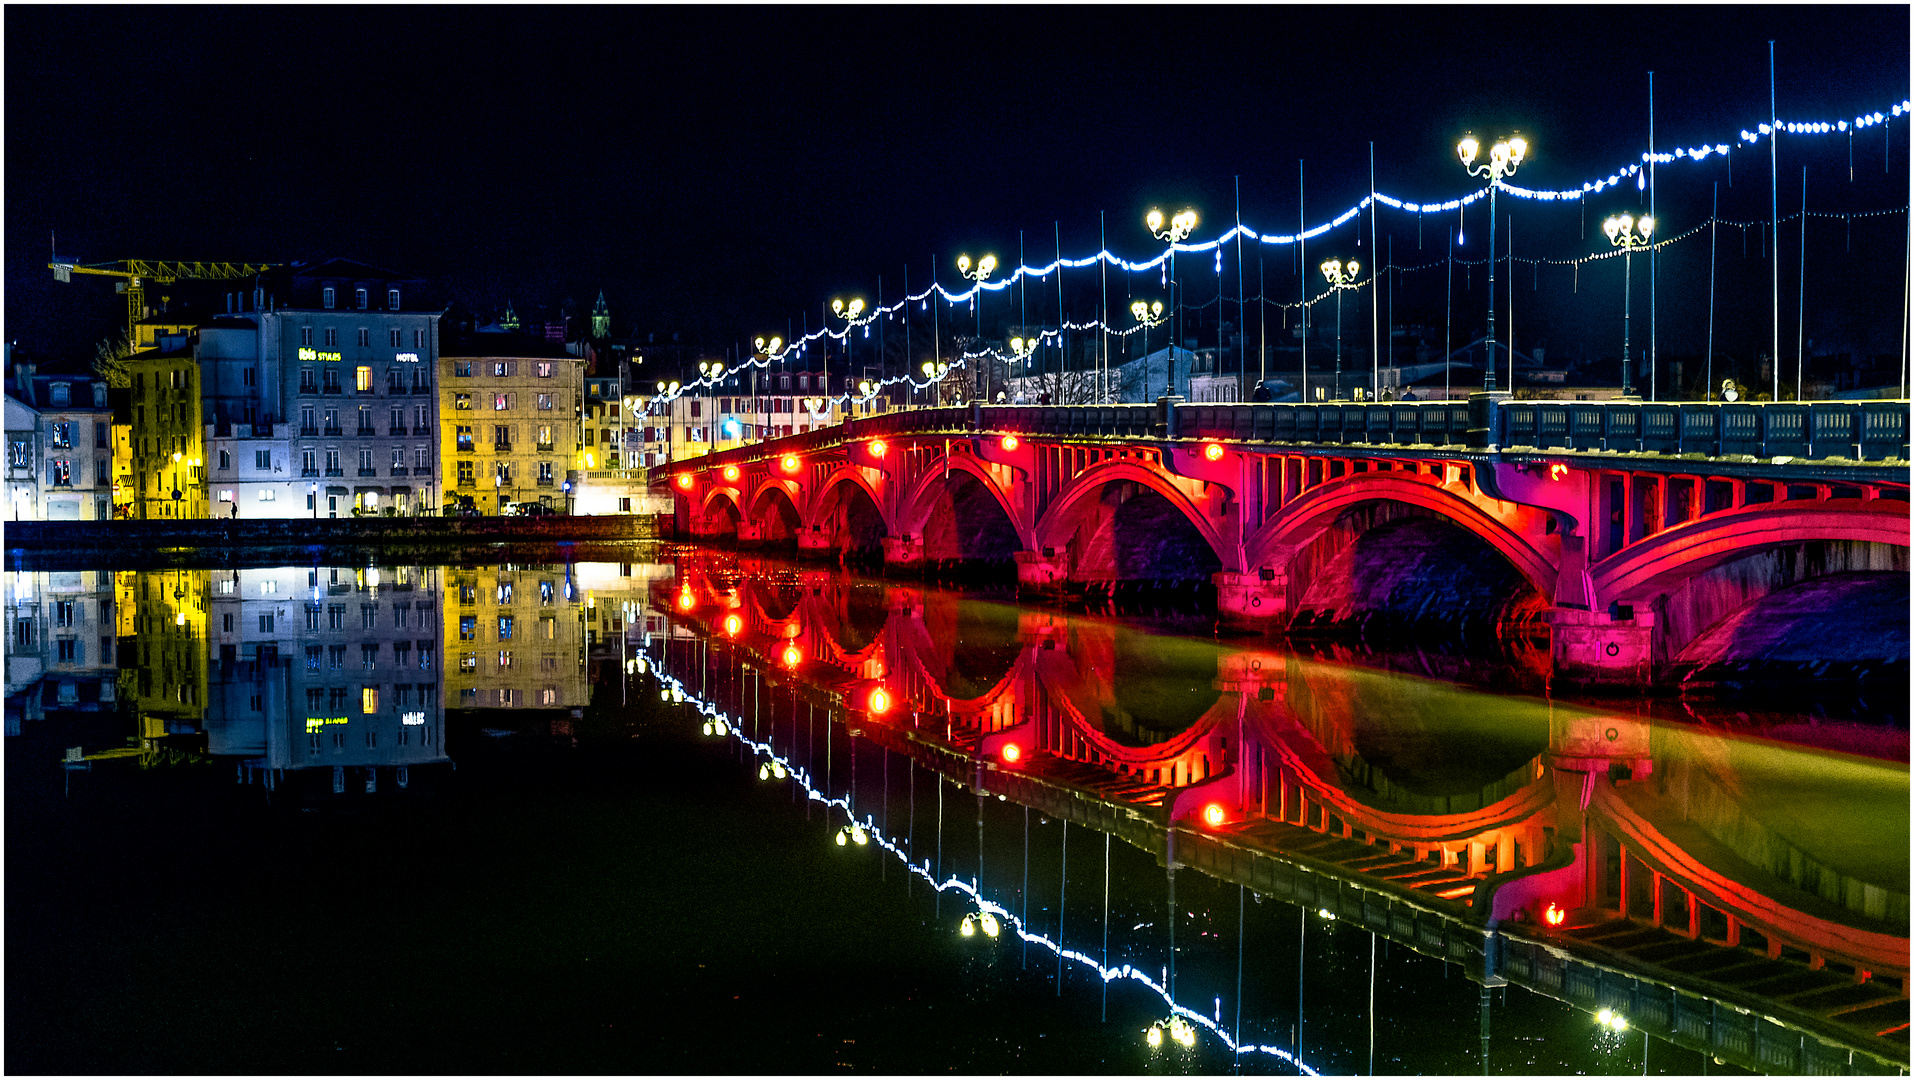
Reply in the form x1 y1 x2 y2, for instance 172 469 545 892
3 515 672 565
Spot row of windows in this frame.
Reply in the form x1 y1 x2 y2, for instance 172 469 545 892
292 447 434 475
319 286 403 312
456 614 562 641
297 366 432 394
455 651 568 676
452 392 559 411
298 603 437 631
41 459 112 486
302 642 437 670
454 579 564 605
453 460 556 485
457 687 563 707
302 683 437 719
452 361 562 378
451 424 559 449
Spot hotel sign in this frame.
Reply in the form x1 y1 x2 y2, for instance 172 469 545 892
298 347 343 362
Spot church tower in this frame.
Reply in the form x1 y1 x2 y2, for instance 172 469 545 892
501 302 520 333
592 290 610 339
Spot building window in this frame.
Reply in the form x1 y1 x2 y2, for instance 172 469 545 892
48 460 71 486
457 460 475 486
255 450 272 469
498 650 513 669
690 400 703 417
362 686 378 713
259 489 276 502
414 328 425 348
456 425 473 452
356 366 372 391
302 327 314 346
329 605 346 630
459 615 477 641
355 288 367 310
358 449 374 475
493 361 509 377
455 393 471 410
415 446 430 471
536 425 553 450
57 637 77 663
538 461 553 484
388 289 401 310
218 450 232 470
323 288 336 309
537 393 553 410
324 328 338 348
258 613 276 632
357 328 370 348
300 369 318 393
218 489 235 502
534 362 552 378
493 425 511 451
494 393 509 411
497 615 514 640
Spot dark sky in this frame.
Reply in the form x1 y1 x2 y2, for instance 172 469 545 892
7 6 1909 383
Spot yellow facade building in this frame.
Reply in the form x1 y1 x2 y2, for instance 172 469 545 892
116 568 209 736
438 334 583 514
443 564 590 709
120 347 206 519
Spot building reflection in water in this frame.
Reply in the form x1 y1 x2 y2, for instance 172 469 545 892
640 552 1909 1076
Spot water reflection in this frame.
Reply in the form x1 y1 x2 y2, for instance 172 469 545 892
645 550 1908 1074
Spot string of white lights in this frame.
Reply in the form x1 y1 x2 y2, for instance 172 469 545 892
641 652 1321 1074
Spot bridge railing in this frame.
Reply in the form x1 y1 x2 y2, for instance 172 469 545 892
656 398 1908 483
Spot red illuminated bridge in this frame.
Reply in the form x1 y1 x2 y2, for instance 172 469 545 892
657 398 1910 688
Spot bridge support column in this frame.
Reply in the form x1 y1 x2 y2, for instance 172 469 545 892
1547 607 1656 689
881 534 925 573
1212 570 1287 629
1014 549 1069 599
796 526 836 560
735 521 764 549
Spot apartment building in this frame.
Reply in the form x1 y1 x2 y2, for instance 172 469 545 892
438 333 582 514
443 564 589 709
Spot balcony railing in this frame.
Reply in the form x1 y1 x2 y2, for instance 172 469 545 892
324 467 345 477
299 426 319 436
356 426 377 436
536 476 554 486
358 468 379 477
493 444 513 454
413 424 433 435
301 467 319 478
391 466 408 477
323 426 343 436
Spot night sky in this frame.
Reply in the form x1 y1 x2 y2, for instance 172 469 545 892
7 6 1909 385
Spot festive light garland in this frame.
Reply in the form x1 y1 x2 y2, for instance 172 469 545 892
642 653 1323 1074
643 94 1910 407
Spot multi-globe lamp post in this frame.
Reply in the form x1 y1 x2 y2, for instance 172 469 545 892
831 297 870 418
1130 299 1165 400
1456 131 1527 392
655 378 681 466
1601 213 1654 398
1008 334 1039 402
955 254 995 401
1319 258 1362 401
921 360 951 406
1145 208 1197 398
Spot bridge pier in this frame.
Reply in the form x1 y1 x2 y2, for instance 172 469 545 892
1212 570 1287 630
1013 549 1069 599
796 526 836 560
1547 607 1656 689
735 521 765 549
881 534 925 573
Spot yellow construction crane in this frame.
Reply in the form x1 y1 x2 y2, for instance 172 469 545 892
49 259 281 347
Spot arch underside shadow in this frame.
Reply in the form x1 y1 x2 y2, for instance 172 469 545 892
812 475 888 563
915 468 1023 575
747 484 803 546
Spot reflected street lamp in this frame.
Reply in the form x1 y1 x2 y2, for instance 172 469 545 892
1146 208 1198 398
1457 131 1527 391
1602 213 1654 398
1319 258 1363 401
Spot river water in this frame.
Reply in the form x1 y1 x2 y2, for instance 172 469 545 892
5 547 1905 1074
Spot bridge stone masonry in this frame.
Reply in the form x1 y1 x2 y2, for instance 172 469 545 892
657 394 1910 690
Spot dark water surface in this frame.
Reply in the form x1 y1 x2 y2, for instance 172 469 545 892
5 547 1904 1074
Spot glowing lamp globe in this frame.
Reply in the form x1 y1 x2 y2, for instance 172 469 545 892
676 474 693 490
677 592 695 611
868 439 887 458
1203 442 1224 462
980 913 1000 937
1203 803 1227 828
1001 435 1018 451
723 614 741 636
782 645 802 668
1000 743 1022 765
867 688 891 714
1544 902 1566 926
781 454 800 473
722 465 739 482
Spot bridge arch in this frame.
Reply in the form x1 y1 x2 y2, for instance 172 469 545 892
806 470 891 562
694 489 744 539
1033 461 1232 586
900 458 1029 570
744 479 804 546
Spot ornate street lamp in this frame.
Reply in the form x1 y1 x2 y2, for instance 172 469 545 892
1602 213 1654 398
1146 208 1197 398
1130 299 1165 401
1319 258 1363 401
1457 131 1527 392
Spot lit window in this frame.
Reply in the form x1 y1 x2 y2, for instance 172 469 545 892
537 393 552 410
494 393 508 411
537 362 552 378
258 489 275 501
362 686 378 713
356 366 372 391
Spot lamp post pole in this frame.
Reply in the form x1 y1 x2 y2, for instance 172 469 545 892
830 300 870 422
1457 133 1527 392
1147 209 1198 398
1603 213 1654 398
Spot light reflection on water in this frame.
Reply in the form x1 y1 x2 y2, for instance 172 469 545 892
6 550 1906 1074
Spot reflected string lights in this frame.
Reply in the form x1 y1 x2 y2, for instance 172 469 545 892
643 659 1322 1076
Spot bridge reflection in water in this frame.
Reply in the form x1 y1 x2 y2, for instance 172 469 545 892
646 552 1908 1075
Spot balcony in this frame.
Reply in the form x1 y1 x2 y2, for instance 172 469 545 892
299 383 320 396
536 476 554 487
301 468 319 478
387 427 406 437
324 467 345 477
357 468 379 477
493 444 514 454
455 442 474 454
300 426 319 437
321 386 342 396
535 442 555 452
390 466 409 477
355 426 377 436
413 424 433 435
456 477 475 489
323 426 343 436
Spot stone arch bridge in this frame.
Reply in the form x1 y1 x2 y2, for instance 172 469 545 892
660 398 1909 686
